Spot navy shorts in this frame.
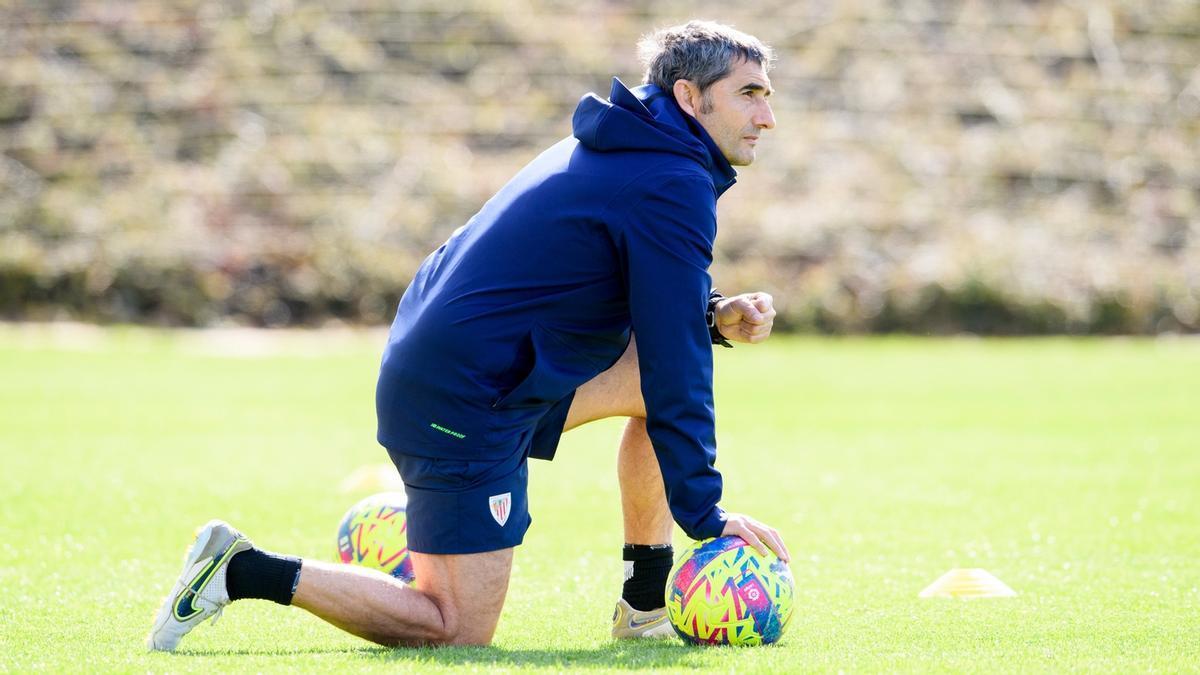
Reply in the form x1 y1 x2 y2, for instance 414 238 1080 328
386 393 573 555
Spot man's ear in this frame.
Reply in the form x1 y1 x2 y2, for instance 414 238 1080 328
673 79 702 118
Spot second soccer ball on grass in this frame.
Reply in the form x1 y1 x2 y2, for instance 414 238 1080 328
336 491 415 583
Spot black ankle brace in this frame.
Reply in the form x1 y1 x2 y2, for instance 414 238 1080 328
621 543 674 611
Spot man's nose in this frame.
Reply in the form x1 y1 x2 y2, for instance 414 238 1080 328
755 100 776 130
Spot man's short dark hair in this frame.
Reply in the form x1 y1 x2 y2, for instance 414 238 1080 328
638 20 775 95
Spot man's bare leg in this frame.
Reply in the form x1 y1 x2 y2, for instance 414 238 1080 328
563 336 676 636
563 335 644 430
564 336 671 546
617 418 674 545
291 548 513 647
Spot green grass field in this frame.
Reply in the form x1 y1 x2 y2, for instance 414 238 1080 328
2 325 1198 672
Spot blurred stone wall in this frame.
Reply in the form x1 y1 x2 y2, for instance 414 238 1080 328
1 0 1197 332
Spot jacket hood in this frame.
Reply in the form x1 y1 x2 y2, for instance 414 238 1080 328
572 78 737 195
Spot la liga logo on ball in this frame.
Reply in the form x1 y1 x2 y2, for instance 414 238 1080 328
336 492 415 583
666 535 794 646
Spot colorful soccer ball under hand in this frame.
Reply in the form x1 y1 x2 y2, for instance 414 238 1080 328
336 491 415 583
666 535 794 646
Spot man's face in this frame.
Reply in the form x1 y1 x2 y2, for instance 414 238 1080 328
694 58 776 166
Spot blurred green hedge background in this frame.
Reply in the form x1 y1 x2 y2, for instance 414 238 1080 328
2 0 1197 333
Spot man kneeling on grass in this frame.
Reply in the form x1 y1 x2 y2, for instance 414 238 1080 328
149 20 789 649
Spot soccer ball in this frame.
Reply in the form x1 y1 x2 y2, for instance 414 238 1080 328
665 536 794 646
336 491 415 583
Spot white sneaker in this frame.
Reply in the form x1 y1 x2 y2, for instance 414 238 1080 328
611 598 676 639
147 520 253 651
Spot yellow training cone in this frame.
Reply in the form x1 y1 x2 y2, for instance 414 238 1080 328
918 568 1017 599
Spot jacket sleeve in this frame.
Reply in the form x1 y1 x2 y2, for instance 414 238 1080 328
615 172 726 540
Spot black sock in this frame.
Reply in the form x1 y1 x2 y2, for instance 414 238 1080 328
226 548 303 606
622 543 673 611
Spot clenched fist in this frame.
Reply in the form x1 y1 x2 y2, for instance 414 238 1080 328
715 292 776 344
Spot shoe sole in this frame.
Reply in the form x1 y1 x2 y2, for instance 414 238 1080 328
612 600 676 639
613 621 676 639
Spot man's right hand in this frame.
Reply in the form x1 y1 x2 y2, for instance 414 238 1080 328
720 512 790 563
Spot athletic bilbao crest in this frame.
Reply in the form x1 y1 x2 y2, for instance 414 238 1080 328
489 492 511 527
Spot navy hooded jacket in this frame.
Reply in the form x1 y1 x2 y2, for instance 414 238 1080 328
377 78 737 540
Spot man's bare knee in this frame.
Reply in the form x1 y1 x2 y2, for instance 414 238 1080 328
403 549 510 647
417 601 489 647
366 597 490 647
